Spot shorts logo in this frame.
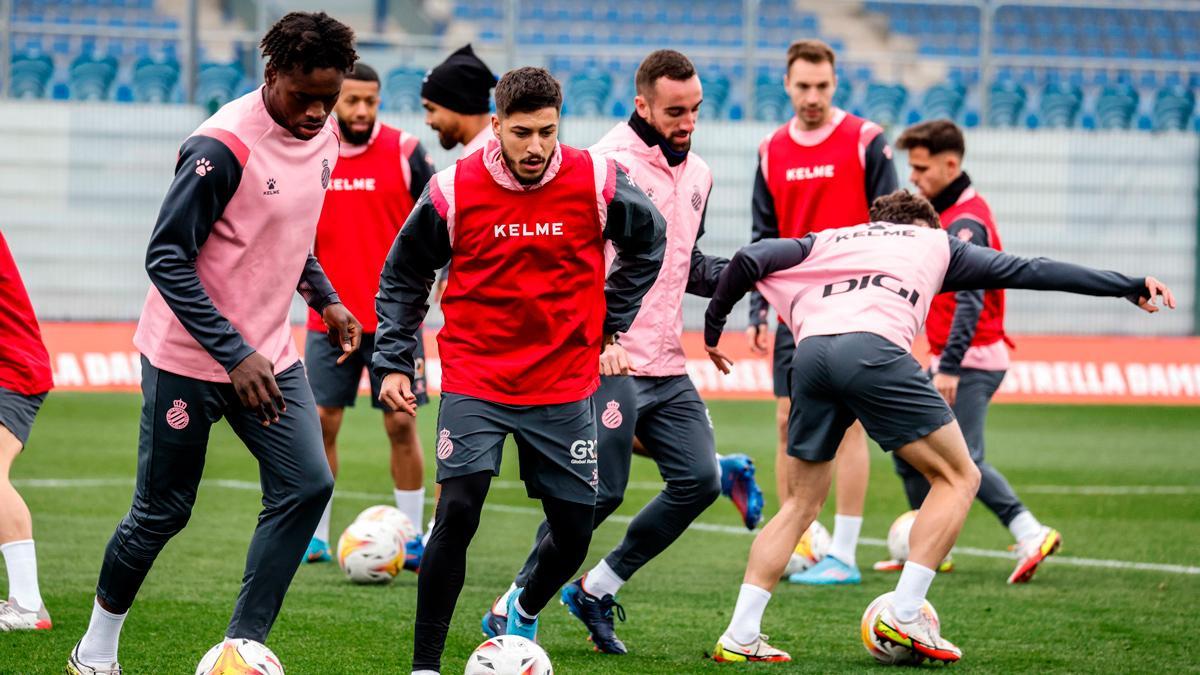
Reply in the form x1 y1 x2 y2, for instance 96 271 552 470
601 400 623 429
704 407 714 430
590 468 599 488
436 429 453 459
166 399 190 430
569 439 597 464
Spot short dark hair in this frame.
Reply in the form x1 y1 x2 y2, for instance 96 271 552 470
260 12 357 75
346 62 379 84
786 39 836 71
869 190 941 228
494 67 562 117
896 119 965 157
635 49 697 97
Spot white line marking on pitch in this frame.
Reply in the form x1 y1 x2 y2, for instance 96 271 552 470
490 480 1200 495
15 477 1200 575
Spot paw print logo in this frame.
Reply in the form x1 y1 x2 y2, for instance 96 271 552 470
267 178 277 190
194 158 213 176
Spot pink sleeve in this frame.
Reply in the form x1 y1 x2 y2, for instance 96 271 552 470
194 128 250 167
757 134 772 179
590 153 616 231
399 131 420 192
430 166 457 245
858 122 884 169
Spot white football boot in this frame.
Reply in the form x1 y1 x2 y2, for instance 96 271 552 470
0 598 51 631
712 630 791 663
65 642 123 675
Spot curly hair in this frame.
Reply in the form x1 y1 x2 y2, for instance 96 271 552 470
260 12 357 74
869 190 941 228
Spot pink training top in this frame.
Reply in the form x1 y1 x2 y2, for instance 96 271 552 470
756 223 951 351
593 121 713 376
134 87 340 382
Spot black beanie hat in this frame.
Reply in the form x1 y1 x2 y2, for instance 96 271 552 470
420 44 497 115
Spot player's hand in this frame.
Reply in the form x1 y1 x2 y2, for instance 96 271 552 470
434 279 449 304
379 372 418 416
1137 277 1176 314
322 303 362 365
706 344 734 375
599 342 637 376
933 372 960 407
745 324 768 355
230 352 285 426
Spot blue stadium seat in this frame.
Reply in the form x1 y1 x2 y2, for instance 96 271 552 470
196 62 243 112
10 51 54 98
1152 85 1195 131
564 70 612 116
132 55 178 103
919 82 966 121
700 71 731 119
1038 82 1082 128
863 83 907 126
68 52 118 100
987 80 1026 127
833 78 853 110
1094 83 1138 130
753 72 790 122
384 67 425 113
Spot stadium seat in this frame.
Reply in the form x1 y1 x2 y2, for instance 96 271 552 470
1152 85 1195 131
1094 83 1138 130
564 70 612 117
833 78 853 111
196 62 243 113
700 71 731 119
919 82 966 121
68 52 118 100
987 80 1027 127
131 55 178 103
10 51 54 98
863 83 907 126
1038 82 1083 129
384 66 425 113
753 72 790 123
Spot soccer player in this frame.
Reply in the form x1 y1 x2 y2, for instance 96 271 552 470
373 67 665 675
705 190 1174 663
0 230 53 632
747 39 897 585
876 119 1060 583
421 43 497 157
303 62 437 568
478 49 764 655
66 13 361 674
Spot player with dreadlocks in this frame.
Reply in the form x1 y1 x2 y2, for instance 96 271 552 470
66 12 360 673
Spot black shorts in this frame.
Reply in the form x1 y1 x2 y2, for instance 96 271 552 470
434 392 598 505
772 322 796 398
304 329 428 410
787 333 955 462
0 386 46 447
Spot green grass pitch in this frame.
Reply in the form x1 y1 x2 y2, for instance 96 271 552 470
3 393 1198 673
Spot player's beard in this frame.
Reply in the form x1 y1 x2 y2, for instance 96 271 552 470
338 117 374 146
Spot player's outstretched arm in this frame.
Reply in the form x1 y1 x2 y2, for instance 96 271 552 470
372 182 451 405
602 164 667 337
941 236 1177 312
704 236 816 372
746 158 779 342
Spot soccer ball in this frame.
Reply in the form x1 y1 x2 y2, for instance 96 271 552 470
464 635 553 675
337 519 404 584
354 504 419 543
195 639 284 675
860 592 940 665
782 520 831 577
887 510 919 563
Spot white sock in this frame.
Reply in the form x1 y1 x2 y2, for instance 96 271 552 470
892 561 937 622
581 559 625 598
421 517 435 546
513 594 537 621
826 514 863 567
727 583 772 645
412 670 439 675
492 582 518 614
314 498 332 544
0 539 42 610
394 488 426 534
1008 510 1043 545
77 597 127 665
